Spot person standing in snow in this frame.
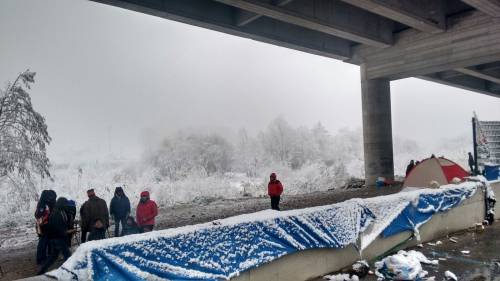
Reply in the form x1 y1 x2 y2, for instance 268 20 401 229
80 189 109 243
65 200 77 247
468 152 475 175
268 173 283 211
37 197 72 275
136 191 158 232
405 160 415 177
35 190 57 265
110 186 131 237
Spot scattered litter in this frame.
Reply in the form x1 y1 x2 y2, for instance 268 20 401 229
449 237 458 243
474 223 485 232
427 242 436 246
375 250 438 280
352 260 369 278
368 270 374 275
417 243 424 248
438 258 447 261
435 240 442 245
323 273 359 281
444 270 457 281
461 250 470 255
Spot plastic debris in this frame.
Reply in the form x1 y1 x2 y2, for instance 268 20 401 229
444 270 457 281
352 260 369 278
449 237 458 243
323 273 359 281
461 250 470 255
375 250 438 280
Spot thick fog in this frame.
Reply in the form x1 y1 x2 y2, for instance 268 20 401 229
1 0 500 163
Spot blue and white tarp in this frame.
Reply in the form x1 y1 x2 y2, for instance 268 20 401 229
49 182 480 281
382 186 477 238
51 201 375 281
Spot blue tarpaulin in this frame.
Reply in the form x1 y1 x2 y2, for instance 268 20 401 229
49 184 479 281
382 186 477 237
52 201 374 281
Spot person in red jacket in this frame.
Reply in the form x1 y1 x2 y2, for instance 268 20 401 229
268 173 283 211
136 191 158 232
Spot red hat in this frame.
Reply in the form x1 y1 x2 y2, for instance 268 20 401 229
270 173 277 179
140 191 150 197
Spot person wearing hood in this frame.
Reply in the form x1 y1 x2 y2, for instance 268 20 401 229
35 190 57 265
136 191 158 232
268 173 283 211
37 197 72 275
79 189 109 243
110 186 131 237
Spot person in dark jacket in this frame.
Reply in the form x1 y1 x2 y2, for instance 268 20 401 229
405 160 415 177
65 200 77 247
110 186 131 237
468 152 475 175
268 173 283 211
37 197 72 275
136 191 158 232
122 216 141 236
35 190 57 265
80 189 109 243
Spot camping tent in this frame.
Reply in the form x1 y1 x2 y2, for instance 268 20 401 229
403 157 469 188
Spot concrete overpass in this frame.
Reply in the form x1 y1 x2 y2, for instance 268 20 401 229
90 0 500 185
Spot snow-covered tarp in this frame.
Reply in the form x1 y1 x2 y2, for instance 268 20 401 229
48 182 481 281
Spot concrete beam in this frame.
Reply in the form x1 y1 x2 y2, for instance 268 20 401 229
455 67 500 85
356 11 500 80
216 0 394 47
462 0 500 17
420 73 500 99
235 0 294 26
90 0 352 60
338 0 446 33
360 64 394 186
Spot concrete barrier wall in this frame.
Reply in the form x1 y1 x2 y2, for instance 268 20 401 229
21 185 493 281
233 188 486 281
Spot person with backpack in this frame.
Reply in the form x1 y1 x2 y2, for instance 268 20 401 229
35 190 57 265
65 200 77 247
80 189 109 243
37 197 72 275
136 191 158 232
268 173 283 211
109 186 131 237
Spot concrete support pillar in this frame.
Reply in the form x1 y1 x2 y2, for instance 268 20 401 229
360 64 394 186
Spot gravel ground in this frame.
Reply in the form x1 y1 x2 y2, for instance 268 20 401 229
0 185 403 281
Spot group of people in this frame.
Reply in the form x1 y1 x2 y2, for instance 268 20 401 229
34 187 158 274
34 172 283 275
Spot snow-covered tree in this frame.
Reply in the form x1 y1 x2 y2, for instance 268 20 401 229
0 70 51 181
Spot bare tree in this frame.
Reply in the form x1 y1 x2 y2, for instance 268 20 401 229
0 70 51 183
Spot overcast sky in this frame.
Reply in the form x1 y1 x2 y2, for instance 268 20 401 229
1 0 500 162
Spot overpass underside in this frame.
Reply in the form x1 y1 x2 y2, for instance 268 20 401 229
91 0 500 184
